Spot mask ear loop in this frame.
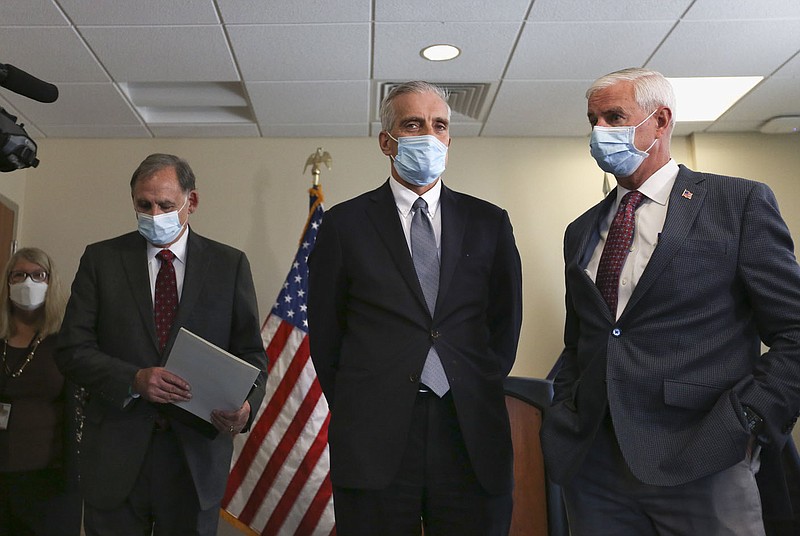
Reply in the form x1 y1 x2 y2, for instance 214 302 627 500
634 108 660 155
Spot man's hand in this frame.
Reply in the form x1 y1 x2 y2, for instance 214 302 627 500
133 367 191 404
211 401 251 436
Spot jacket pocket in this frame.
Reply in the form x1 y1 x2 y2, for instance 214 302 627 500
663 379 725 411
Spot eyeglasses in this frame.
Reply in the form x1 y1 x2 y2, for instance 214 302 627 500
8 270 48 284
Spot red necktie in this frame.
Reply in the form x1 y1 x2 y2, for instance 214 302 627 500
154 249 178 351
596 191 645 316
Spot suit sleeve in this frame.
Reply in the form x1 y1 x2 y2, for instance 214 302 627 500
229 252 268 431
56 246 140 409
307 210 348 408
487 210 523 377
551 229 581 405
736 182 800 446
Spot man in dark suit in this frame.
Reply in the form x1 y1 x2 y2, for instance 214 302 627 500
56 153 267 535
308 81 522 535
541 67 800 535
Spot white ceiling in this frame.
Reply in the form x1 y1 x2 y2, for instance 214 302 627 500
1 0 798 139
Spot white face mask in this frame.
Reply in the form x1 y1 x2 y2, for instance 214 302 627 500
9 279 48 311
136 196 188 246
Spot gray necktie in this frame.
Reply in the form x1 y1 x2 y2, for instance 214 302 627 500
411 197 449 397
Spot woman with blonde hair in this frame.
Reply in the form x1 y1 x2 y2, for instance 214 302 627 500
0 247 81 535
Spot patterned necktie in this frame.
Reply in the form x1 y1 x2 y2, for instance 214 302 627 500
411 197 449 397
154 249 178 351
596 191 645 316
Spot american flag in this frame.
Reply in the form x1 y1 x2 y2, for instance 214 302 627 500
222 185 335 536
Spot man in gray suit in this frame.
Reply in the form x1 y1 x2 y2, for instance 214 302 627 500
57 153 267 535
541 68 800 535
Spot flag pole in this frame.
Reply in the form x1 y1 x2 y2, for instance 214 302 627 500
222 147 336 535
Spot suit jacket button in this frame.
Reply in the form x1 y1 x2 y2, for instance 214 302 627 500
612 328 621 337
409 373 419 383
431 330 440 339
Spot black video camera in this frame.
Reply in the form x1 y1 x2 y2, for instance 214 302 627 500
0 107 38 172
0 62 59 173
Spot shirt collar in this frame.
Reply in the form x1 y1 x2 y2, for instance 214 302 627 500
616 159 679 207
389 177 442 218
146 227 189 264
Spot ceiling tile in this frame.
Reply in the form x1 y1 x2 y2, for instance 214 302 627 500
149 124 261 137
247 81 369 125
2 0 69 25
217 0 371 23
672 121 713 136
57 0 220 25
376 0 531 22
718 78 800 122
506 21 675 80
774 53 800 78
528 0 692 21
684 0 800 19
706 120 765 133
1 83 142 126
0 27 108 83
229 24 370 81
80 26 239 82
374 22 521 81
259 124 368 137
42 124 151 137
483 80 592 136
649 20 800 77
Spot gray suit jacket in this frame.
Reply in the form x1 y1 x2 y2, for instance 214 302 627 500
308 181 523 494
541 165 800 487
56 229 267 510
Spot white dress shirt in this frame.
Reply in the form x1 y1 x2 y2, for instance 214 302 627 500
388 177 442 255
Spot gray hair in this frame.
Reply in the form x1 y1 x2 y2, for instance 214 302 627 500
380 81 451 132
129 153 196 193
587 68 676 126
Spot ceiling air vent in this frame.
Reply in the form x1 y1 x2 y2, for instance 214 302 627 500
379 82 491 121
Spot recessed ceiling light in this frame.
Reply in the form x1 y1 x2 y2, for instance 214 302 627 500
421 44 460 62
667 76 763 122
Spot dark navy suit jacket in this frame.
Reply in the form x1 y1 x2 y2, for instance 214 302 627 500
542 166 800 494
308 180 522 494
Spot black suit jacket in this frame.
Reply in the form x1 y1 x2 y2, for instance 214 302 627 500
541 165 800 489
308 180 522 494
56 229 267 510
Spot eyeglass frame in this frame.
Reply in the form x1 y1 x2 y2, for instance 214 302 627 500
8 270 49 284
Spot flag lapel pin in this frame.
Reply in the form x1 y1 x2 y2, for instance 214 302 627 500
681 189 693 200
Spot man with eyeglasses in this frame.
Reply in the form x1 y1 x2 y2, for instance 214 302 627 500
56 153 266 536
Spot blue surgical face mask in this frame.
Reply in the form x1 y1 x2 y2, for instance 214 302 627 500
387 133 448 187
589 109 658 177
136 196 188 246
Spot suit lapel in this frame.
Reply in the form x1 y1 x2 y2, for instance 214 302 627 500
569 191 618 322
622 167 707 317
121 234 160 352
438 185 466 315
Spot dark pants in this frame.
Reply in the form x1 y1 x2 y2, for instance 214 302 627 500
83 428 219 536
563 415 765 536
332 391 512 536
0 466 82 536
